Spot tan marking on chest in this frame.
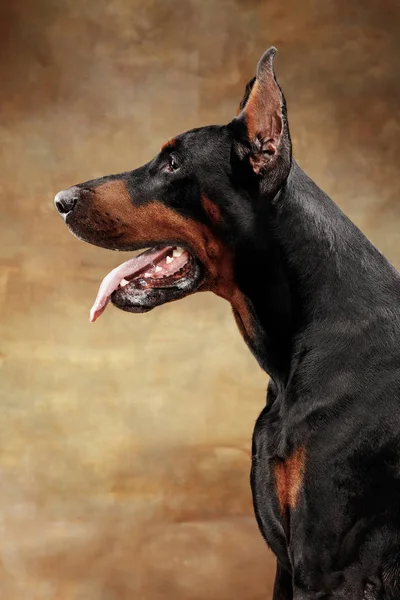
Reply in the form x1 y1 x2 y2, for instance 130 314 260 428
274 447 305 514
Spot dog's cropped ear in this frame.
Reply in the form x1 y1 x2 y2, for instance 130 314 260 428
233 48 291 188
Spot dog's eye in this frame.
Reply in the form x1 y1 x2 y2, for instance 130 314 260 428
165 155 179 173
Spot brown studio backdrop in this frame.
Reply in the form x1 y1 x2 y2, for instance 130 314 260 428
0 1 399 598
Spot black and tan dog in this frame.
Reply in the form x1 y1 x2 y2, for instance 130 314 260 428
55 48 400 599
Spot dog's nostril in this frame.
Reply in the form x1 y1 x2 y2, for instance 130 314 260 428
54 186 80 217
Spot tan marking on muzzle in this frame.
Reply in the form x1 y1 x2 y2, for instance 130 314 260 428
81 180 254 339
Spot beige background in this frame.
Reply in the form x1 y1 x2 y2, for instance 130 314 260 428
1 1 399 598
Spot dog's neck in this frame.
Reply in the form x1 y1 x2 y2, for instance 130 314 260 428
236 160 398 390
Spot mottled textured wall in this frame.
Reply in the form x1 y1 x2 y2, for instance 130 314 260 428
0 1 399 598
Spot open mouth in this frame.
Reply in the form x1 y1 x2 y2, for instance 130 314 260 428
90 246 203 322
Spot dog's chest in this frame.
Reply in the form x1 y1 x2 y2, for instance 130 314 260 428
250 404 307 565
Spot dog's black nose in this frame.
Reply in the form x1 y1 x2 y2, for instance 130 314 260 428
54 186 80 218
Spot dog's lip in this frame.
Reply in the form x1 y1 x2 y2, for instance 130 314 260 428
89 245 195 322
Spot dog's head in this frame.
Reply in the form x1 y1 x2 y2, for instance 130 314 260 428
55 48 291 338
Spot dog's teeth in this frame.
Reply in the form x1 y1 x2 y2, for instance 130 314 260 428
155 266 162 272
144 272 152 278
120 278 129 287
166 255 174 264
173 247 184 257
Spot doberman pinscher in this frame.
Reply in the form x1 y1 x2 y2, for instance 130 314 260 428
55 48 400 599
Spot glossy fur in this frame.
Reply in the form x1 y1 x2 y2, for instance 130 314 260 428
55 49 400 598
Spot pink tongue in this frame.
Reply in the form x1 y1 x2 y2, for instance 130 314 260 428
89 247 170 323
